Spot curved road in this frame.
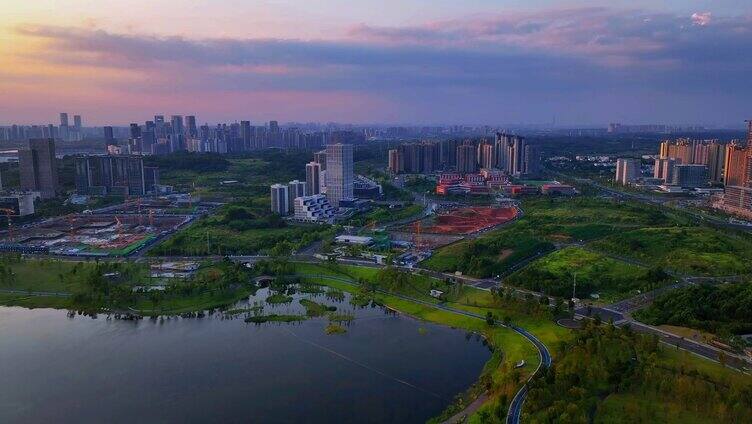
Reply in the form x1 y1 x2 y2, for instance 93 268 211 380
505 325 552 424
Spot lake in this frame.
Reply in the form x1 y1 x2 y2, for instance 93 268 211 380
0 287 490 423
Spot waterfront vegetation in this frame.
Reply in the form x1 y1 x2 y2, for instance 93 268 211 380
635 282 752 348
504 247 673 302
0 256 257 315
524 322 752 423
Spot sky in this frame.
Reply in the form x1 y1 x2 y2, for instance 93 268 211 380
1 0 751 126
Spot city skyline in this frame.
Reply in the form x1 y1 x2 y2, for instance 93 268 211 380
2 1 751 126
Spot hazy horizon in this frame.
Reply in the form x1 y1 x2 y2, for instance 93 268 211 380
2 1 751 126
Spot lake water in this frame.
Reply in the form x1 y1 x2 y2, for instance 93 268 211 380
0 287 490 423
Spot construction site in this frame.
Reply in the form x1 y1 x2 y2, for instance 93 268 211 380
400 206 519 236
0 197 201 257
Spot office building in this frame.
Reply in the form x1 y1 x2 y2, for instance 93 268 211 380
74 155 159 196
614 158 640 185
671 164 708 188
325 143 353 207
287 180 307 213
19 138 58 199
294 194 336 223
270 184 289 215
73 115 82 132
457 144 477 174
129 123 141 140
306 161 321 195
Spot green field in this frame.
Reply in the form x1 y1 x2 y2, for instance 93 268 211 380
590 226 752 276
424 196 687 278
150 202 335 256
504 247 671 302
346 203 424 227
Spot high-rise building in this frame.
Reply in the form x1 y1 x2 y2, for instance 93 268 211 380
74 155 159 196
129 123 141 139
457 144 477 174
706 142 726 183
270 184 289 215
325 143 353 207
240 121 252 150
19 138 59 199
306 162 321 195
653 158 678 181
104 126 115 144
614 158 640 185
388 149 403 174
314 150 327 170
724 143 750 187
186 116 197 138
59 113 69 141
671 164 708 188
170 115 184 137
73 115 82 132
478 143 495 170
287 180 307 213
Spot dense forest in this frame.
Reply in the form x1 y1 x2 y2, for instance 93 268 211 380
524 322 752 423
635 283 752 346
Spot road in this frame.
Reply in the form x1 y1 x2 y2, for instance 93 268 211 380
505 324 552 424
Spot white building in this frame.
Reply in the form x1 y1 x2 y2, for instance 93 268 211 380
0 193 37 216
287 180 307 213
270 183 289 215
334 235 374 245
294 194 336 223
325 143 353 207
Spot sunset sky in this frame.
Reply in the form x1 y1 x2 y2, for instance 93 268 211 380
1 0 750 126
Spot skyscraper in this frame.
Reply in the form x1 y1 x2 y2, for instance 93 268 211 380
19 138 58 199
59 113 69 141
73 115 82 132
306 161 321 195
170 115 184 136
314 150 327 171
186 116 197 138
104 126 115 145
325 143 353 207
270 184 289 215
129 123 141 139
240 121 251 150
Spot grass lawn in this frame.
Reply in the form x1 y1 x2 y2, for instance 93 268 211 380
590 226 752 276
346 203 424 227
0 258 148 293
504 247 664 302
